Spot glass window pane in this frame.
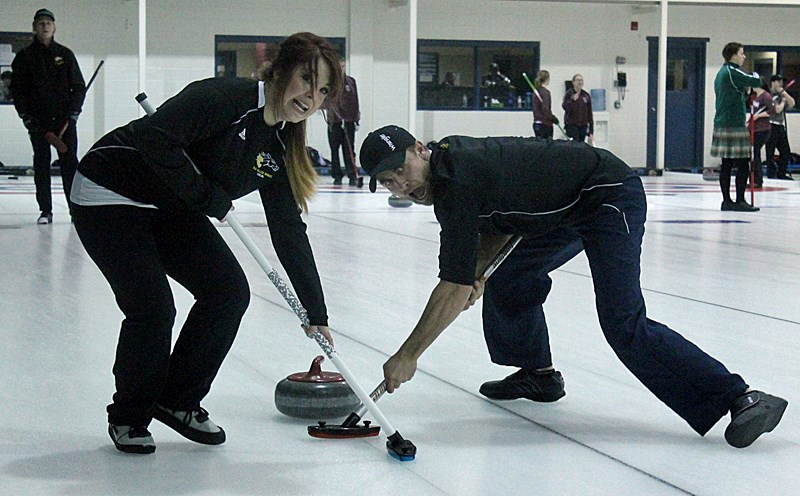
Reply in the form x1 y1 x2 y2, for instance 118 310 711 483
478 45 537 109
746 51 777 80
0 31 33 105
745 45 800 112
666 59 688 91
417 41 538 110
780 51 800 107
417 44 475 109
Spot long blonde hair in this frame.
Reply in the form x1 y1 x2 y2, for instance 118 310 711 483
262 33 343 212
534 70 550 88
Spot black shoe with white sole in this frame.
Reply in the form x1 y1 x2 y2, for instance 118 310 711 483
37 212 53 224
153 405 226 445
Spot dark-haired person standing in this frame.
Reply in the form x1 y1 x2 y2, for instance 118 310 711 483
765 75 796 180
10 8 85 224
711 42 761 211
325 59 361 186
749 81 776 188
531 70 558 139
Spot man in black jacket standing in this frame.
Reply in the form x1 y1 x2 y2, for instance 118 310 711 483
11 8 86 224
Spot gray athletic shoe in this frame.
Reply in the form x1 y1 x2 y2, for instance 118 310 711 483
108 424 156 454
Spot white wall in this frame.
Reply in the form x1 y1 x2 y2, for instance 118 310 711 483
2 0 800 169
415 0 652 162
667 4 800 167
415 0 800 167
0 0 350 166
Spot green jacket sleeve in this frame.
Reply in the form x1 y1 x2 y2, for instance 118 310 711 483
726 65 760 91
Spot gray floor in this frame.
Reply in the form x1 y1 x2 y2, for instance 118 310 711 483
0 172 797 496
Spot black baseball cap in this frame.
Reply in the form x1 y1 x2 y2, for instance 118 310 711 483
34 9 55 22
770 75 785 83
359 125 417 192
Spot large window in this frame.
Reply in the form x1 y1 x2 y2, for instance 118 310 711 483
742 46 800 112
214 35 346 79
417 40 539 111
0 31 33 105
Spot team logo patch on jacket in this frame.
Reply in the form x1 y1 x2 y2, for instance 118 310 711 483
54 56 64 65
253 151 279 178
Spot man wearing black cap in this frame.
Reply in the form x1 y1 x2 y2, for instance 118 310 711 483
765 75 796 180
359 125 787 448
10 8 86 224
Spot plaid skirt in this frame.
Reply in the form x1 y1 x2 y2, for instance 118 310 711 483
710 127 750 159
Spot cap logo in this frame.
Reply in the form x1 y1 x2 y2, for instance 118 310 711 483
379 133 396 151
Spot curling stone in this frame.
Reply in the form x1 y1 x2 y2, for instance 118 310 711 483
274 356 360 419
388 195 413 208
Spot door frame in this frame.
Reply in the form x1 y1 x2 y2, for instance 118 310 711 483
647 37 709 171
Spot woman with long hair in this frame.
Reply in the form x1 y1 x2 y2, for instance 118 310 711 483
531 70 558 138
70 32 343 454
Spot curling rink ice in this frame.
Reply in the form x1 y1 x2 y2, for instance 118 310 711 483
1 171 798 496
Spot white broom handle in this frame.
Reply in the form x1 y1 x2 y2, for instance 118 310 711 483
223 211 311 326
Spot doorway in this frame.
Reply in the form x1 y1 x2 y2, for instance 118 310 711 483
647 37 708 171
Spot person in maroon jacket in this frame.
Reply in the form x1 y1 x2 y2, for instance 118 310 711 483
325 59 361 186
562 74 593 144
70 32 341 455
749 81 776 188
531 70 559 138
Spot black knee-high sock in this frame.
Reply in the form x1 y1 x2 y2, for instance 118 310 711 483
734 158 749 202
719 159 734 202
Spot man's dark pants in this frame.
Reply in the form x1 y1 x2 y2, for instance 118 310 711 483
327 121 357 181
765 123 791 178
564 123 588 143
29 121 78 214
483 174 748 435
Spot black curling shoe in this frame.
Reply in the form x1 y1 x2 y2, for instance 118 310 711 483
479 368 565 402
153 405 226 445
721 200 759 212
724 391 788 448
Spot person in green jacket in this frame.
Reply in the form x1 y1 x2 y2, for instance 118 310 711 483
711 42 761 212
